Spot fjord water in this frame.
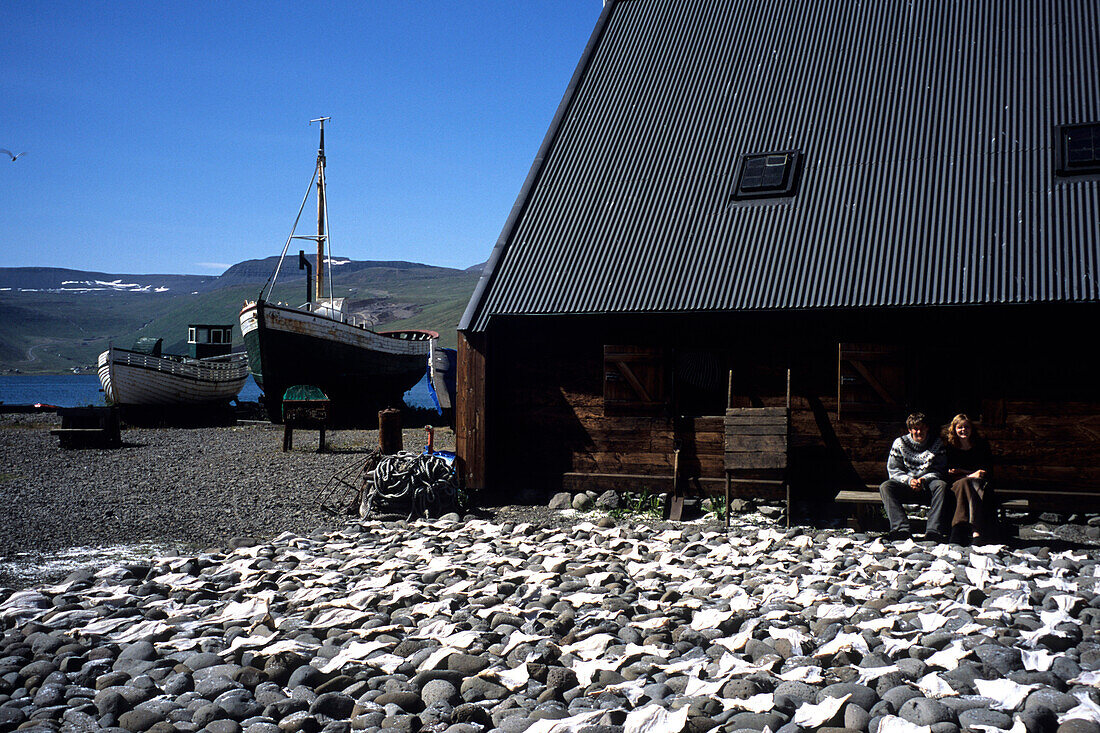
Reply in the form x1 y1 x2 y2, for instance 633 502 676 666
0 373 433 409
0 374 108 407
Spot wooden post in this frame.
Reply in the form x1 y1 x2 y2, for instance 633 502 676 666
836 343 842 421
785 366 791 527
379 408 402 454
725 472 731 529
456 331 488 492
668 447 683 521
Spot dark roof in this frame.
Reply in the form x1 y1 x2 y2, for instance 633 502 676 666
461 0 1100 332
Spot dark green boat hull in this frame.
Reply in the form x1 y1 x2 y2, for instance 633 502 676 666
243 302 429 425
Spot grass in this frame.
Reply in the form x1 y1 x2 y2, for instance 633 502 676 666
608 489 665 519
704 494 727 522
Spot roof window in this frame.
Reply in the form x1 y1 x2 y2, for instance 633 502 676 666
1058 123 1100 176
734 150 802 200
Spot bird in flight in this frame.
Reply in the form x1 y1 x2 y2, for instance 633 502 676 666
1 150 28 161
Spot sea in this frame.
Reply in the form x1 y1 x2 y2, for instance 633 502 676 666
0 372 438 410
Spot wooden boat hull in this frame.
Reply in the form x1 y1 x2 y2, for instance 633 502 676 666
239 300 435 424
98 348 249 406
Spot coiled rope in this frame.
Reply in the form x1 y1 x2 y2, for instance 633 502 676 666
364 450 461 520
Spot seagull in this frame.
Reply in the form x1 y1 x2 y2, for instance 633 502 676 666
1 150 28 161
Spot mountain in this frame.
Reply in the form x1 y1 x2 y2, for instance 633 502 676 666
0 259 480 374
0 267 218 293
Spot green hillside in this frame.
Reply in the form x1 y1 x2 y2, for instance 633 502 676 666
0 262 480 374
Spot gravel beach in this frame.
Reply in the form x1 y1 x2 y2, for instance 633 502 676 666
0 414 453 577
5 415 1100 733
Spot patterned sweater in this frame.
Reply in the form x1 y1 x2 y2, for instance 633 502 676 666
887 435 946 483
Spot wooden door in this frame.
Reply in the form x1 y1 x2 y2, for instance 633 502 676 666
604 345 668 415
837 343 906 420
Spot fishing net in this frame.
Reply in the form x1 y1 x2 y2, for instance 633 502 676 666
360 450 462 520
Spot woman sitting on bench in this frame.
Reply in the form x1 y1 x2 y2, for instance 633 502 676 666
945 414 994 545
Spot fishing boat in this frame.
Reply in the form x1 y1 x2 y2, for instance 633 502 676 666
240 118 437 424
97 325 249 406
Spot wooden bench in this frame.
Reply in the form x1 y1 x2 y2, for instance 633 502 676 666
51 406 121 449
724 406 790 527
834 485 1029 531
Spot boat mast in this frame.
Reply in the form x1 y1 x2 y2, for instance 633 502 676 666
311 117 330 301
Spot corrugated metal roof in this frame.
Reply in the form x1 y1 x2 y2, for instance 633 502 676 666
461 0 1100 332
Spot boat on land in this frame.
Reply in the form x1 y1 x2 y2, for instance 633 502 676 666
240 118 437 424
97 325 248 406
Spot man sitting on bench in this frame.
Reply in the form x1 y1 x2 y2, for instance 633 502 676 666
879 412 950 541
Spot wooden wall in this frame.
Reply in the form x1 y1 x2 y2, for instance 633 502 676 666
455 331 488 491
463 305 1100 507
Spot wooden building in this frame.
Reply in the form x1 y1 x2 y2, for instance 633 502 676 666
457 0 1100 510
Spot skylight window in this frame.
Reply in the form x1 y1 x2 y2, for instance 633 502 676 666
734 150 803 200
1057 123 1100 176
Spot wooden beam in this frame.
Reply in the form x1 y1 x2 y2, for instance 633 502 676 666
614 360 652 403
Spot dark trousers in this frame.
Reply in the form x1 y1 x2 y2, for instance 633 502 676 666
879 478 952 535
950 477 995 539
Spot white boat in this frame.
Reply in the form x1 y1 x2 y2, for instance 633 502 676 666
98 326 249 406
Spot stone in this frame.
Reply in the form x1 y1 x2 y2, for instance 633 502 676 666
459 677 508 703
215 689 263 720
0 707 28 729
845 704 871 732
1058 721 1100 733
421 680 459 708
118 707 166 732
572 494 593 511
380 713 421 733
95 689 129 717
278 711 322 733
974 645 1023 675
309 692 356 719
208 720 243 733
817 683 878 712
183 652 223 671
286 666 324 690
196 675 241 700
774 681 818 705
595 491 620 510
548 493 572 510
447 655 490 676
450 703 493 728
725 711 787 731
882 686 921 710
958 708 1013 730
1025 690 1078 714
898 698 953 727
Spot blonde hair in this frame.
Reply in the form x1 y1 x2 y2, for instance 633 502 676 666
945 413 978 448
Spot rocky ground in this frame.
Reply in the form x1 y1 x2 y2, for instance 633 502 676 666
4 415 1100 733
3 516 1100 733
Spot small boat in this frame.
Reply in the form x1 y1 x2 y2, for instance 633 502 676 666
240 118 437 424
98 325 249 406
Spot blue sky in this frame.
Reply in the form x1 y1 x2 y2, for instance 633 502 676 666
0 1 603 274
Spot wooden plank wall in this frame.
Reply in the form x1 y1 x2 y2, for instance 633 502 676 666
478 311 1100 505
455 331 487 491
